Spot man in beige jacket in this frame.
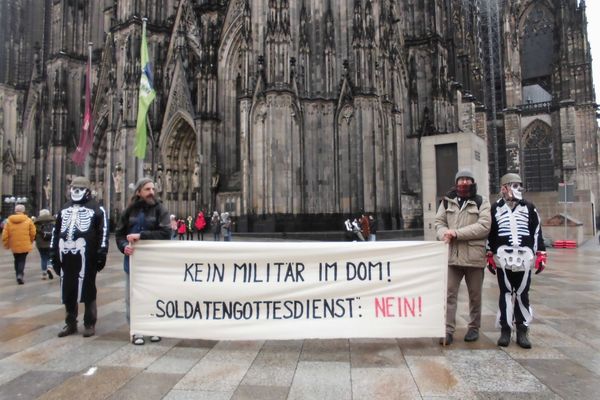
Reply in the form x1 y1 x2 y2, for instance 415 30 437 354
435 170 491 345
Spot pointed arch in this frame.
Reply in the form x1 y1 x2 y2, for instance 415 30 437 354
522 119 554 191
159 110 199 216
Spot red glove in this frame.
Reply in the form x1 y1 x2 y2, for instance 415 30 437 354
486 251 496 275
534 251 547 274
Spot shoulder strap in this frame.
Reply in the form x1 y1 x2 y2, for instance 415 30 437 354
474 195 482 209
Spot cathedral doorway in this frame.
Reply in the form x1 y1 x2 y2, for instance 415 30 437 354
160 114 199 218
523 120 554 192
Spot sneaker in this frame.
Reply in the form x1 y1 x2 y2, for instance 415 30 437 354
132 335 145 345
42 272 48 280
82 325 95 337
17 278 24 285
150 336 161 343
58 324 78 337
47 269 54 280
438 333 453 345
464 328 479 342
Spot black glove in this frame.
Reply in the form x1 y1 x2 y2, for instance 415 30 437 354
96 252 107 272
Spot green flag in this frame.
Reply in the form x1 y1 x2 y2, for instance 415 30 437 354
135 20 156 159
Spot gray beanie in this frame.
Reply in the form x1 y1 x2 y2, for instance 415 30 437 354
455 169 475 182
134 177 154 193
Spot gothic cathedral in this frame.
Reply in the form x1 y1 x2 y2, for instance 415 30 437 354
0 0 598 231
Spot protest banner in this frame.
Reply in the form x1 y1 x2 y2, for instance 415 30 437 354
130 240 447 340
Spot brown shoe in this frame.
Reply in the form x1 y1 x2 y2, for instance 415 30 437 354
57 324 78 337
82 325 95 337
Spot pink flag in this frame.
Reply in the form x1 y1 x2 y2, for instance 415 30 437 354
72 45 93 166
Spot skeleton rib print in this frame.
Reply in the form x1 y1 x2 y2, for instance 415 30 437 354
495 204 530 247
60 205 95 241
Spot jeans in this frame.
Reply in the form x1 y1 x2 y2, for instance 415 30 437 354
13 253 28 280
38 248 50 272
368 234 376 241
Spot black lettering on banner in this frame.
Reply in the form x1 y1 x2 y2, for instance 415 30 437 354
154 298 359 320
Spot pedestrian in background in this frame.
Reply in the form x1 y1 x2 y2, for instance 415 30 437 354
186 215 194 240
2 204 36 284
211 211 221 241
169 214 177 239
368 214 378 241
34 209 55 280
195 211 206 240
221 212 232 241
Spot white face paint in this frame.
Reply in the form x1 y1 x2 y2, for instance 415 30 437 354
70 187 87 202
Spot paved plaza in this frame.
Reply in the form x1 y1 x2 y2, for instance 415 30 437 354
0 236 599 400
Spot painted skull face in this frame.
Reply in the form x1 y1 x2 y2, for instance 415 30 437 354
70 187 88 202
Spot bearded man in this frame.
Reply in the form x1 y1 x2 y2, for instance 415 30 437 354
115 177 171 345
51 176 108 337
434 169 491 345
486 173 546 349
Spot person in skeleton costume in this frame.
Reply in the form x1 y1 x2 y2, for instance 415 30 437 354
115 177 171 345
487 173 546 349
51 176 108 338
435 169 491 345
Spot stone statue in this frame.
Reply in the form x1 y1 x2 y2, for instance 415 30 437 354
155 166 164 195
43 175 52 202
180 168 189 193
165 169 173 193
211 168 220 191
96 181 104 201
112 163 123 194
172 170 179 193
192 161 200 190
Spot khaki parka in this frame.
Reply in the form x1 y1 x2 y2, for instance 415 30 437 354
434 194 491 267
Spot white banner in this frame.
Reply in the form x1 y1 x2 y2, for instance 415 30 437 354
130 241 447 340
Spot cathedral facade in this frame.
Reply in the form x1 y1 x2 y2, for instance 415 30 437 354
0 0 598 232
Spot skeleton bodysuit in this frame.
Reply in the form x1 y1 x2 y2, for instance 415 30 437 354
487 198 545 329
51 196 108 304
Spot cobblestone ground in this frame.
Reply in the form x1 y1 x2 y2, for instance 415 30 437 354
0 235 599 399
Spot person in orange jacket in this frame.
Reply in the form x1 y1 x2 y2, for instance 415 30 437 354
2 204 36 284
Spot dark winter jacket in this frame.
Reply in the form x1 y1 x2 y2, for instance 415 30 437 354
35 214 55 249
115 199 171 273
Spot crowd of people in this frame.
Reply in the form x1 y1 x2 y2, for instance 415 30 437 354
1 169 548 350
169 210 233 241
344 212 377 241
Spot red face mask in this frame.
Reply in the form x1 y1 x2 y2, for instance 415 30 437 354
456 183 472 198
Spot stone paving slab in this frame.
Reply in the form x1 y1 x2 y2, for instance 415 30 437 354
0 237 599 399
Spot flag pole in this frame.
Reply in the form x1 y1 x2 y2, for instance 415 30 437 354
135 16 156 177
84 42 93 177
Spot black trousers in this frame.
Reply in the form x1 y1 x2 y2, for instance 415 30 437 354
65 299 97 328
496 267 532 328
13 253 28 279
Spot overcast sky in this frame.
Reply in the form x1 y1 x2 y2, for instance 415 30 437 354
587 1 600 108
